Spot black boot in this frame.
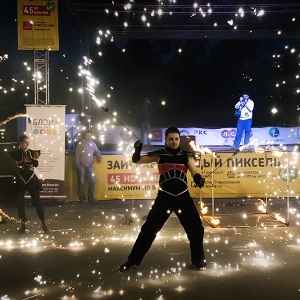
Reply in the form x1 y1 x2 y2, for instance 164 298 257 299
41 223 49 233
192 258 207 270
18 223 26 234
119 260 136 272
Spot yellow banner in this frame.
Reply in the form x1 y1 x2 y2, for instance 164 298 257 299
193 151 299 198
65 151 300 200
18 0 59 50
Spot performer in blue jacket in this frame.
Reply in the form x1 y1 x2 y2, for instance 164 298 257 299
9 135 49 234
233 93 254 149
119 127 206 272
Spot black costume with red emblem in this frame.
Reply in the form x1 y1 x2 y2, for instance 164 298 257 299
9 149 45 224
151 147 192 196
126 146 206 268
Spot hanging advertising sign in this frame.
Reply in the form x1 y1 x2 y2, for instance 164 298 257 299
17 0 59 50
26 105 65 197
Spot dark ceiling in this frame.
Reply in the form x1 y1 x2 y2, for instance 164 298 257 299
61 1 300 39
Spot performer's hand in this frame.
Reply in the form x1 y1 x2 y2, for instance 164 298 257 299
134 140 143 150
32 150 41 159
132 140 143 163
199 177 205 188
193 173 205 189
96 157 101 163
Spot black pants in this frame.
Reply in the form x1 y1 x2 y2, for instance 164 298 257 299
16 184 45 224
128 191 205 266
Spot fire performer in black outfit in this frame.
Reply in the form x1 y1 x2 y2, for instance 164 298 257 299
119 127 206 272
9 135 49 234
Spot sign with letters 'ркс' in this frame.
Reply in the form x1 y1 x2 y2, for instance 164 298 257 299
17 0 59 50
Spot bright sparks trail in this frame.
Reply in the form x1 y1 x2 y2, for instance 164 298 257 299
0 113 29 126
189 140 237 179
22 293 44 300
79 56 140 141
0 209 21 223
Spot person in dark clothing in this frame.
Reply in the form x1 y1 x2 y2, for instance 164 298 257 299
9 135 49 234
119 127 206 272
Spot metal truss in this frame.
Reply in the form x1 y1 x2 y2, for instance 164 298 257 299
34 50 49 105
61 1 300 39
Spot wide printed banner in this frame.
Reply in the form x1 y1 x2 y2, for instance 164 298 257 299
18 0 59 50
65 151 300 200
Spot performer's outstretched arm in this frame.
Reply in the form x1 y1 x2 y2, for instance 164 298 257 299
132 140 159 164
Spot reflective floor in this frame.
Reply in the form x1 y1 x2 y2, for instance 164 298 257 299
0 198 300 300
